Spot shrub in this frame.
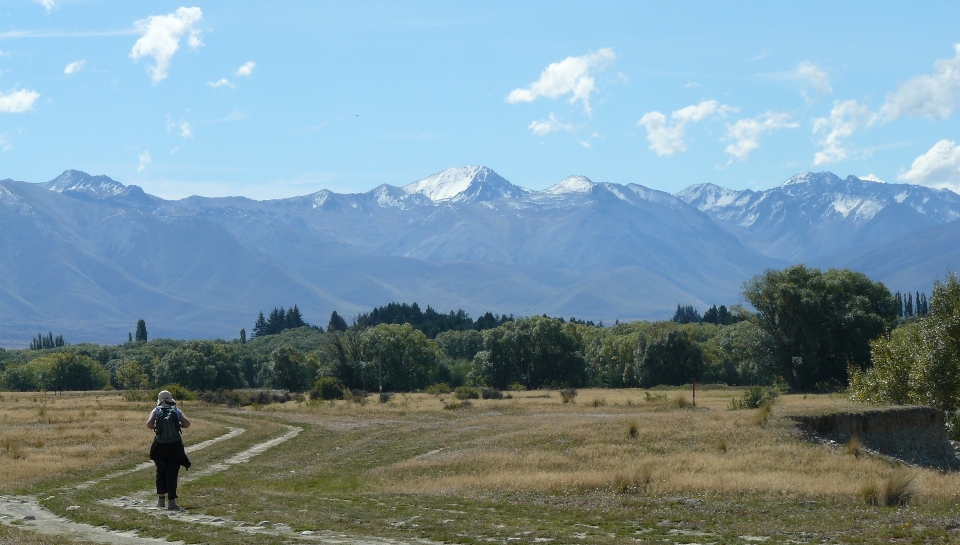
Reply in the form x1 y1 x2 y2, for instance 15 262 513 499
348 389 368 404
444 400 472 410
425 382 451 395
379 392 391 403
481 388 504 400
627 421 639 439
454 386 480 400
673 394 692 409
311 377 346 400
508 382 527 391
883 470 916 507
644 391 667 402
150 384 197 402
199 389 292 407
716 438 728 453
560 388 578 404
591 397 607 407
730 386 779 410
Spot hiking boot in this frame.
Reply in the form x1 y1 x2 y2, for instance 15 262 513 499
167 499 180 511
157 496 166 508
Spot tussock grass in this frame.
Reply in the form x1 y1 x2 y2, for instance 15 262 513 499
560 388 577 404
752 401 774 426
626 421 639 439
883 469 917 507
590 397 607 408
844 436 863 458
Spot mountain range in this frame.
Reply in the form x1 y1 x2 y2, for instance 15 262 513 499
1 166 957 346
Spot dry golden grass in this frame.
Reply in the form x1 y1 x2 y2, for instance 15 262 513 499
0 391 221 489
278 388 960 502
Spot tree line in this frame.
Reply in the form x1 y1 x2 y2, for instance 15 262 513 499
1 265 924 397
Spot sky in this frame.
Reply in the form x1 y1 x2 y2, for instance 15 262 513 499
2 1 960 200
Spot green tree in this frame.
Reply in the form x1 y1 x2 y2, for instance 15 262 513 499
743 265 897 391
37 353 110 391
435 329 484 361
154 341 244 391
135 319 148 343
633 329 703 388
476 316 586 390
328 311 348 332
239 328 246 344
269 346 311 392
358 323 438 391
850 273 960 411
116 360 150 391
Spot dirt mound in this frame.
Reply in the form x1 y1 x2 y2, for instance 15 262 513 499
791 407 959 470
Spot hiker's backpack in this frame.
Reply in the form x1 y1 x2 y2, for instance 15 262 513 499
155 407 182 444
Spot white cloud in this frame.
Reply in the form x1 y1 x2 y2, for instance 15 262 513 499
579 141 591 148
0 88 40 113
207 78 234 88
796 61 831 99
507 48 615 115
724 112 798 160
235 61 256 77
528 113 575 136
137 151 151 172
812 99 876 165
35 0 57 13
860 173 885 183
129 7 203 83
638 100 735 156
881 44 960 120
899 139 960 191
63 60 85 75
0 135 8 151
179 121 192 138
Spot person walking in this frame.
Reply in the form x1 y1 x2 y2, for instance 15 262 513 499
146 390 191 510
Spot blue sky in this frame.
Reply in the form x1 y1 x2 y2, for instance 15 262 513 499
2 1 960 199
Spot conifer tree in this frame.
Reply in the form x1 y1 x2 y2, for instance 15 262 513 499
906 293 914 317
328 311 348 332
135 319 148 343
240 328 246 344
253 312 268 338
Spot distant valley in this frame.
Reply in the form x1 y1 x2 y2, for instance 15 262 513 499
1 167 958 346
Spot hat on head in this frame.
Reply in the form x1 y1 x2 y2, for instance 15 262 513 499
157 390 176 406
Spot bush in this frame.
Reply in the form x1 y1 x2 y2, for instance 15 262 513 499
199 389 292 407
627 421 639 439
150 383 197 402
311 377 346 400
730 386 778 410
644 391 667 402
843 436 863 458
444 400 472 410
508 382 527 391
560 388 578 404
425 382 451 395
454 386 480 400
481 388 503 400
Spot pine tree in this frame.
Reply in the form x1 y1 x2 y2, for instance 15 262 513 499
328 311 348 332
287 304 304 329
135 319 148 343
128 332 133 343
253 312 268 338
240 328 247 344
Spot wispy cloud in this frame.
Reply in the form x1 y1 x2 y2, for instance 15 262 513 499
63 60 84 75
507 48 615 115
235 61 255 77
638 100 737 156
724 112 798 161
0 88 40 113
35 0 57 13
129 7 203 83
0 29 137 39
881 43 960 121
207 78 234 89
812 99 877 165
137 151 151 172
860 173 884 183
528 113 576 136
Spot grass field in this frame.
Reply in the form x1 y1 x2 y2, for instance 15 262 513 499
3 388 960 544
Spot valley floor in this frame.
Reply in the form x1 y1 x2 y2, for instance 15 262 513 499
2 389 960 544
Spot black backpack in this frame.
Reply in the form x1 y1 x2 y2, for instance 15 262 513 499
155 407 182 444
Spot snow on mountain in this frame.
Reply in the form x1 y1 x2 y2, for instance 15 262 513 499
403 166 528 203
543 175 596 194
676 171 960 263
44 169 127 198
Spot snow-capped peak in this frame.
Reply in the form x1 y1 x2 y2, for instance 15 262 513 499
45 170 126 198
543 175 595 195
402 166 525 203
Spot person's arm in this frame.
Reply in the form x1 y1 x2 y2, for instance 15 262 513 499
177 408 191 428
146 408 157 430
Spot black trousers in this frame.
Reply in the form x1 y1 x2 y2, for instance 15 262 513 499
154 456 181 499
